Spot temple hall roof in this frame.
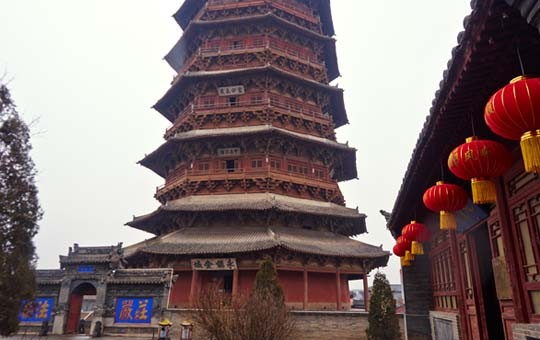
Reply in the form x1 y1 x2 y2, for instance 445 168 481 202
388 0 540 236
59 243 123 265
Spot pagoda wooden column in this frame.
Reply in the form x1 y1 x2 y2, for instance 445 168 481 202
336 268 342 310
303 267 308 310
189 270 199 306
232 269 239 297
363 274 369 311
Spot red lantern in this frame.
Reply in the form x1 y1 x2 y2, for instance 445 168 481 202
448 136 512 204
402 221 431 255
423 181 468 230
396 236 414 264
485 76 540 173
393 243 406 257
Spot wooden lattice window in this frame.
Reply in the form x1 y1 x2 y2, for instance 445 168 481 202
513 194 540 315
430 231 458 311
251 159 263 168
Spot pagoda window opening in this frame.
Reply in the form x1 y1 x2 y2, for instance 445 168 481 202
202 96 215 108
198 161 210 173
270 159 281 169
228 96 238 107
222 159 238 173
232 40 244 50
251 159 263 168
250 95 263 105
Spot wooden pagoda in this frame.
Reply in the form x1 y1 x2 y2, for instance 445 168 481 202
126 0 389 311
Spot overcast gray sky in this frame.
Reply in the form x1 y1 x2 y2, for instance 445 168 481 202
0 1 471 286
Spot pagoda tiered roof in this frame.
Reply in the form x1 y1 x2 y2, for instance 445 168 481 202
164 12 340 80
153 65 348 127
124 225 388 267
173 0 336 37
127 193 366 235
139 125 357 181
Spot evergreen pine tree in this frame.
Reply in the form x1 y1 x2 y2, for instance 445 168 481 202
366 272 401 340
253 256 284 303
0 84 42 336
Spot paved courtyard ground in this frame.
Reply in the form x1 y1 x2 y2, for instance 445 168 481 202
7 336 150 340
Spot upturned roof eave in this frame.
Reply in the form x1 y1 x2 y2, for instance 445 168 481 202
164 13 340 79
173 0 335 37
154 65 348 126
138 125 357 179
388 0 540 236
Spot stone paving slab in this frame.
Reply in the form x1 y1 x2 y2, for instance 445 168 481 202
7 336 151 340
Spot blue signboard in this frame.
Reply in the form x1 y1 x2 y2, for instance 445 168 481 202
19 298 54 322
114 298 153 324
77 265 95 273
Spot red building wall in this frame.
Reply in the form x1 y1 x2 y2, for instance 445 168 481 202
308 272 336 303
169 271 192 308
278 270 304 302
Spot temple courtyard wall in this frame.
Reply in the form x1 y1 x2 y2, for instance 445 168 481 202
98 309 405 340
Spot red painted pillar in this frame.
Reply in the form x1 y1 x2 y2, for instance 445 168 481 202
336 268 342 310
189 270 199 306
232 269 239 297
303 268 308 310
363 275 369 311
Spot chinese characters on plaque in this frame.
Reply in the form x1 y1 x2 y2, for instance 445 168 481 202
114 298 153 324
19 298 54 322
217 147 241 157
217 85 245 96
191 258 237 271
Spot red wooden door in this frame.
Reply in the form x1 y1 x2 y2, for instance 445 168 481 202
66 293 83 334
457 235 482 340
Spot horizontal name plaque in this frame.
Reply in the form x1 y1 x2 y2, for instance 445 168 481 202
217 147 241 157
191 258 237 271
217 85 245 96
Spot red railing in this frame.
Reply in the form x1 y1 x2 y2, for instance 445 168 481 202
158 166 333 193
177 35 322 75
164 94 330 138
207 0 319 24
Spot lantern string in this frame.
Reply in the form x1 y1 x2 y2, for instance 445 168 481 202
516 44 526 75
440 161 445 181
471 113 477 136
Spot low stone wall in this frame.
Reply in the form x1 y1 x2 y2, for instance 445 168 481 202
162 309 404 340
512 323 540 340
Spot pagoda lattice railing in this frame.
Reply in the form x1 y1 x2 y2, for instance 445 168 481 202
176 35 324 78
205 0 320 28
164 94 331 139
157 166 337 196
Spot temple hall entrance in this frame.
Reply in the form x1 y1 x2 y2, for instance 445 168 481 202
469 224 505 340
65 282 96 334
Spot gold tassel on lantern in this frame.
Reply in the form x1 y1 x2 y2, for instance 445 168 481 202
471 177 497 204
404 250 414 262
400 257 411 267
411 241 424 255
521 130 540 173
440 211 457 230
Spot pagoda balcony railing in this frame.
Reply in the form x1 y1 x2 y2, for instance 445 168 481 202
157 166 335 195
177 35 323 76
206 0 320 26
164 96 331 139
